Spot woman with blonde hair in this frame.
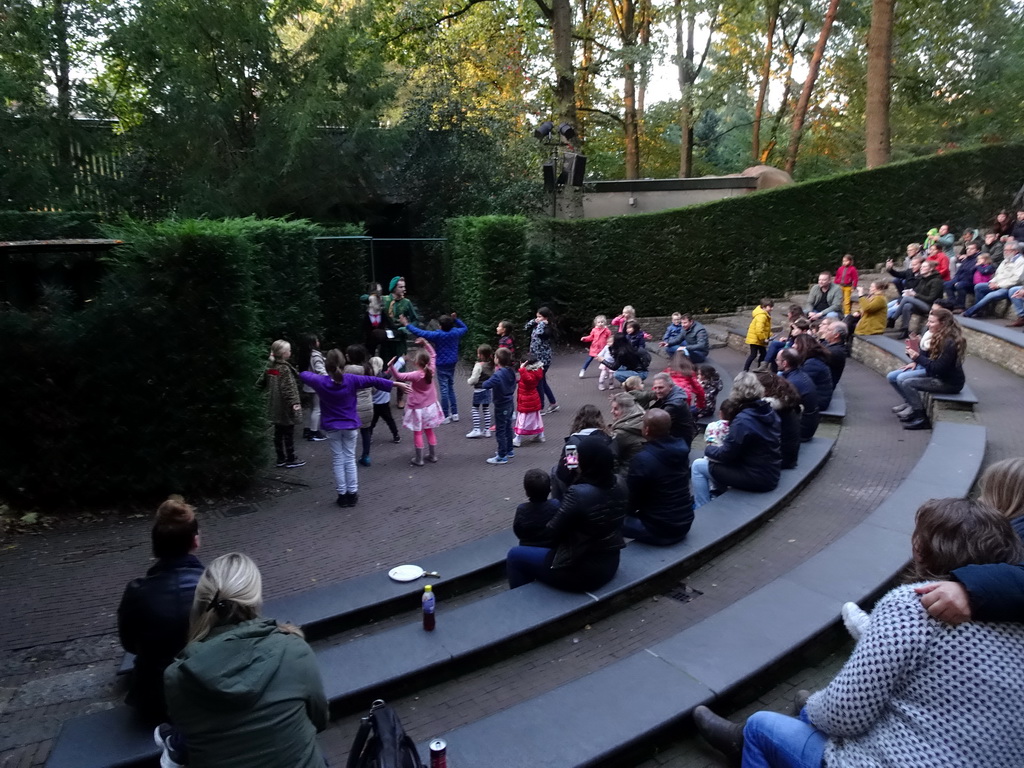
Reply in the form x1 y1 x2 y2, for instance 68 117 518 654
979 457 1024 538
159 554 328 768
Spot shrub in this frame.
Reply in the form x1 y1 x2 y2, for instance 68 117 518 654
0 211 104 240
315 224 368 350
447 216 532 357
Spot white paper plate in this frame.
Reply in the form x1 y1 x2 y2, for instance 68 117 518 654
388 564 425 582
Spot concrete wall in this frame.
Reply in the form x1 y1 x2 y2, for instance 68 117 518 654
554 177 759 220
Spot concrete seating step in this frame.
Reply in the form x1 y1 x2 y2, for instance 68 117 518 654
820 384 845 422
851 335 978 413
957 316 1024 377
47 437 835 768
419 423 985 767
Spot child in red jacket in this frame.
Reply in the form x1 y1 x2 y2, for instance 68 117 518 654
835 254 859 316
513 354 546 447
579 314 611 380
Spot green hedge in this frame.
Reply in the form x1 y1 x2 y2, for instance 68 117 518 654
448 216 532 357
0 211 105 240
315 225 368 350
525 143 1024 333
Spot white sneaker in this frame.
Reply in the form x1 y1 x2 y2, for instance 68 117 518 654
484 428 493 436
451 413 460 422
512 436 522 447
534 433 546 442
841 601 870 641
465 429 483 438
598 383 607 391
578 370 586 378
441 416 452 425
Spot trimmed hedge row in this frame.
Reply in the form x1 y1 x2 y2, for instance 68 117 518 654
0 211 104 240
447 216 533 357
544 144 1023 331
445 144 1023 336
0 217 370 506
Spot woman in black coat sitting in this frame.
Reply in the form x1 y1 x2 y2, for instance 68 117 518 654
792 334 834 410
755 371 802 470
690 372 782 509
506 440 626 592
603 332 648 384
893 308 966 430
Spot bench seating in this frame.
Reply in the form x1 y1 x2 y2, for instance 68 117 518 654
820 384 845 422
47 437 835 768
957 316 1024 378
851 334 978 413
419 422 985 767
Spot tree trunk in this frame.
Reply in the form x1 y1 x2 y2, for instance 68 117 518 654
784 0 839 175
636 0 652 119
763 20 804 163
617 0 640 178
676 0 695 177
551 0 578 136
753 0 779 162
864 0 894 168
52 0 74 196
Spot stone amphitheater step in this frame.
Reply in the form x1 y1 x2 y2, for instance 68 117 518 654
413 423 984 767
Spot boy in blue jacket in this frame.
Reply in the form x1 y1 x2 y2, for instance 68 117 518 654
482 347 517 464
403 312 468 423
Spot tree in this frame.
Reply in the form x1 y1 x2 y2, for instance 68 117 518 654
752 0 778 161
784 0 839 174
864 0 893 167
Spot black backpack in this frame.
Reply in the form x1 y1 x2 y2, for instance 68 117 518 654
347 700 426 768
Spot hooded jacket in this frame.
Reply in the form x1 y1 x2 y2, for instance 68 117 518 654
627 437 694 538
745 306 773 346
517 363 545 413
165 618 328 768
705 399 782 492
610 408 646 474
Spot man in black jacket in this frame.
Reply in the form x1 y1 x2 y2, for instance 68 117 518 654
623 409 693 545
117 497 204 723
650 373 697 449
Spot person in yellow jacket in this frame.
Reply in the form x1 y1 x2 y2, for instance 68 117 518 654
743 299 775 371
854 281 889 336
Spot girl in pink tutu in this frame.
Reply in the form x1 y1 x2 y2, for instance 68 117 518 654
513 354 546 448
388 338 444 466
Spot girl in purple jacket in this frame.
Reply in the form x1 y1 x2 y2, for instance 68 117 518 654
300 349 407 508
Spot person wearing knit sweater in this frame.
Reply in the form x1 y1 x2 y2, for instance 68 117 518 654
693 498 1024 767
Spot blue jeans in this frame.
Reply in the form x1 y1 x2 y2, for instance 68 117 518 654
742 711 826 768
765 340 786 371
613 368 648 383
896 375 960 412
945 279 972 308
581 355 596 371
964 283 1010 316
506 545 553 588
684 347 708 363
539 363 556 407
494 402 514 458
691 457 716 508
1010 287 1024 318
326 429 359 494
887 365 926 398
436 363 457 416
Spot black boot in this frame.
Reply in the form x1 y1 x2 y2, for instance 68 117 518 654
693 705 744 762
899 408 924 422
903 413 932 430
336 493 350 507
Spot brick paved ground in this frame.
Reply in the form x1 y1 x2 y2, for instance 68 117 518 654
2 332 1020 768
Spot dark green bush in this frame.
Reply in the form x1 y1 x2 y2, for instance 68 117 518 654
448 216 532 358
0 211 105 240
541 143 1024 332
315 224 368 350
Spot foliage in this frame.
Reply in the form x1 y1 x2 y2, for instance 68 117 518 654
444 144 1023 336
0 216 373 507
315 223 369 350
0 211 103 240
447 215 533 357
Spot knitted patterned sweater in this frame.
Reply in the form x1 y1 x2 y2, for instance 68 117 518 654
805 583 1024 767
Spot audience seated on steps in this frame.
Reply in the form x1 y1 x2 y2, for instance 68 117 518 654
791 335 834 411
117 496 204 725
693 498 1024 768
506 440 626 592
608 393 646 476
649 372 698 449
945 242 980 312
806 271 844 321
885 250 924 316
765 305 806 373
893 259 944 339
889 308 966 431
776 348 820 442
550 405 613 500
690 372 782 509
851 280 889 336
621 408 694 546
820 321 848 386
962 240 1024 319
157 553 328 768
755 372 802 470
